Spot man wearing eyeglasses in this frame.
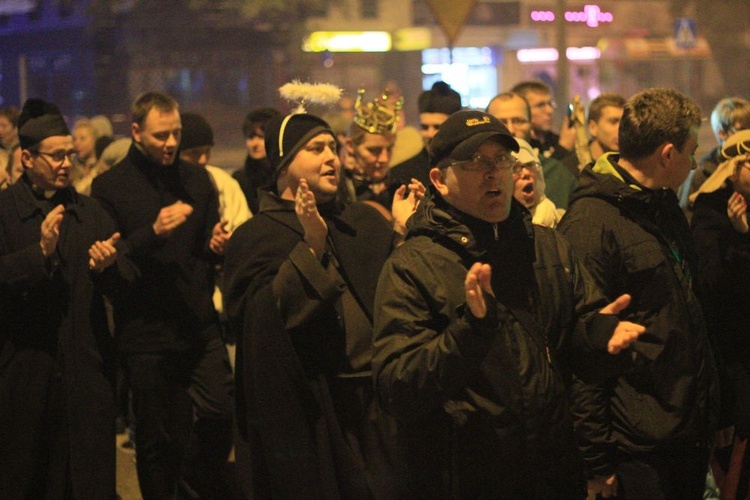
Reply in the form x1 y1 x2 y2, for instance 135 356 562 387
487 91 579 210
373 109 645 498
512 80 579 174
0 99 136 498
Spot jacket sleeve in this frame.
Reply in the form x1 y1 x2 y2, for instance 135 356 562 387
558 205 627 478
87 198 140 300
372 250 500 423
90 176 163 258
223 217 345 338
0 242 54 300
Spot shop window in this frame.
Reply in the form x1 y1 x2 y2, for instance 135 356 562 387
361 0 377 19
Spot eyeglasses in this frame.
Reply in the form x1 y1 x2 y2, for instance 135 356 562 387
450 155 521 174
532 99 557 110
497 117 529 127
37 150 75 168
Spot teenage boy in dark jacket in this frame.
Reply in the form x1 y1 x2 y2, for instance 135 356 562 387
559 88 719 499
373 110 644 498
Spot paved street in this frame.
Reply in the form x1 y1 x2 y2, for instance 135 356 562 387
116 433 141 500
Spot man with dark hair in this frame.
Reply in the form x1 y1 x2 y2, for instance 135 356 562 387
558 87 718 499
373 109 644 498
91 92 234 499
511 80 578 173
388 81 462 187
223 110 420 499
487 90 579 209
233 107 282 213
0 98 135 498
587 93 626 161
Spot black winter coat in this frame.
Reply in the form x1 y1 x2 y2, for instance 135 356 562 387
91 145 222 352
692 184 750 436
223 191 401 499
0 177 136 498
372 190 619 498
558 153 719 479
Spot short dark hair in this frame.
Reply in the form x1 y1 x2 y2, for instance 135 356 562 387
0 106 20 127
619 88 702 159
242 107 281 138
587 93 626 124
510 81 551 100
131 92 179 127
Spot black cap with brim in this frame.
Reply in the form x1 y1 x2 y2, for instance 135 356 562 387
429 110 519 167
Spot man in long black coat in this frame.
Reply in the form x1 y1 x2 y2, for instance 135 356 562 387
223 112 419 498
0 99 135 498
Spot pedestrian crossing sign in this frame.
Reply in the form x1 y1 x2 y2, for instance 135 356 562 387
674 18 697 49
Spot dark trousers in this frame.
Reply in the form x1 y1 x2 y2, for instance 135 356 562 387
126 335 234 500
615 444 709 500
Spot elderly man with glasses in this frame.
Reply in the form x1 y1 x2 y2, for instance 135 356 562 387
372 109 645 498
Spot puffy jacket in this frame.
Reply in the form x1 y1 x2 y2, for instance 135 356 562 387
373 189 619 498
558 153 719 478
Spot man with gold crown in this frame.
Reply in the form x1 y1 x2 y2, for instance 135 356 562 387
223 81 421 499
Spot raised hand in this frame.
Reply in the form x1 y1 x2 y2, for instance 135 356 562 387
600 294 646 354
727 191 748 234
391 178 426 235
40 205 65 257
89 232 120 271
295 178 328 258
465 262 494 318
209 219 230 255
153 200 194 238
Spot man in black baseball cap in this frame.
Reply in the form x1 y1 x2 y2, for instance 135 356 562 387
372 109 645 497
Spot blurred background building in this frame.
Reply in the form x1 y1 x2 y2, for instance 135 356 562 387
1 0 748 144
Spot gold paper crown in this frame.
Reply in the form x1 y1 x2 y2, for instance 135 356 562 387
353 88 403 135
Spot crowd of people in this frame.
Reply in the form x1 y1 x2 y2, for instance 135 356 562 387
0 78 748 500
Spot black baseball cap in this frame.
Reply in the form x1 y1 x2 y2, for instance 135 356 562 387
429 110 519 166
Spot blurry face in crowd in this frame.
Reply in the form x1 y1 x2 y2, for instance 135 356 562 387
132 108 181 166
589 106 624 154
419 112 450 148
181 146 211 167
513 162 540 209
246 125 267 160
22 135 74 191
73 126 96 161
348 132 394 183
0 116 16 145
431 138 515 223
487 96 531 141
525 91 555 135
10 147 23 183
283 132 340 203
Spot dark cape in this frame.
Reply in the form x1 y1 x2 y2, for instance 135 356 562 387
223 191 403 499
0 176 136 498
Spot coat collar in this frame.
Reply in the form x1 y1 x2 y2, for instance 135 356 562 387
12 173 81 222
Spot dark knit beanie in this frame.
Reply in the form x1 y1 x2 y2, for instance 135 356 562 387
243 107 282 137
418 81 462 115
18 98 71 149
264 113 333 176
180 112 214 150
